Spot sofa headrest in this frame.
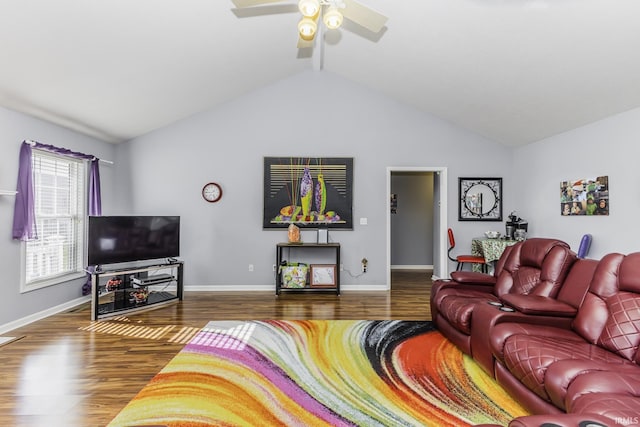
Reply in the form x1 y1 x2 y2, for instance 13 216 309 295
496 238 576 298
556 258 599 308
519 238 571 267
588 253 625 298
619 252 640 293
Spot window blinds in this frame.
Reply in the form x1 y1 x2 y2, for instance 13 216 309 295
25 151 86 284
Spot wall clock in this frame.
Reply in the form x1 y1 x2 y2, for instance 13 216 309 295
202 182 222 203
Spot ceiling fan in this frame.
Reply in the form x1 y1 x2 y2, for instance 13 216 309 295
231 0 388 48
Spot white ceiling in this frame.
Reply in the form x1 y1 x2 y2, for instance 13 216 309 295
1 0 639 146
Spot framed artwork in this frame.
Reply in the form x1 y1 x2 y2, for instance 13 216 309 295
560 176 609 216
310 264 337 288
458 177 503 221
263 157 353 229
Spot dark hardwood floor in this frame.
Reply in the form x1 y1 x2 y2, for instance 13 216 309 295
0 270 432 427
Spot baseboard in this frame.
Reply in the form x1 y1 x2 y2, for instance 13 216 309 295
391 264 434 270
0 295 91 335
184 284 389 292
186 285 274 292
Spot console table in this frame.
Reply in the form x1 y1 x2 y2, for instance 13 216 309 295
275 242 340 295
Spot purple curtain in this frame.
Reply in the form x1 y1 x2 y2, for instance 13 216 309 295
12 143 37 240
89 159 102 216
12 140 103 240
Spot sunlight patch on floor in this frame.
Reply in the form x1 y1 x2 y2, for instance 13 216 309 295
192 322 256 350
79 317 201 344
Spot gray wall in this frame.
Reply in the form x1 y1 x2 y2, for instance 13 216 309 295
114 71 513 290
390 172 434 268
513 108 640 258
0 106 116 326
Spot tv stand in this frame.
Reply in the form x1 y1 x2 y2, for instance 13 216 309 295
90 261 184 320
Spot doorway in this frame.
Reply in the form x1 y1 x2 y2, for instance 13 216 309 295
386 167 448 289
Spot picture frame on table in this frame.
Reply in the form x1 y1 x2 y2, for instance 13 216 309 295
458 177 503 221
309 264 337 288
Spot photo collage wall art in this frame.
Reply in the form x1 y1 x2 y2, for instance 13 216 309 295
560 176 609 216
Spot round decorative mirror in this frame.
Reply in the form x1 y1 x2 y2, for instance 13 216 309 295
459 178 502 221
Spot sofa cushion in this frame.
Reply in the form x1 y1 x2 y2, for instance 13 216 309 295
496 322 634 404
544 358 638 408
565 371 640 415
500 333 609 402
508 266 541 295
491 323 578 364
597 291 640 361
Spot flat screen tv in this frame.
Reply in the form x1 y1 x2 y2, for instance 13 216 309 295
87 216 180 266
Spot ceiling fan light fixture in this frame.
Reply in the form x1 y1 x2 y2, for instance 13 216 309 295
323 7 343 30
298 17 317 40
298 0 320 18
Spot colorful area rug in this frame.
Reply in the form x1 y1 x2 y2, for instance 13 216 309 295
107 320 528 426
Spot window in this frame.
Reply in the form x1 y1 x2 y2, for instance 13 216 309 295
22 150 86 291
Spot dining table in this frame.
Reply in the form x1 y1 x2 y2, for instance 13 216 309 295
471 237 519 273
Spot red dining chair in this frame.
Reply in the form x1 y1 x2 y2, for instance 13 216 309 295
447 228 487 273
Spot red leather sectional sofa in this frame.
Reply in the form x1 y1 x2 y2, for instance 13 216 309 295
431 239 640 427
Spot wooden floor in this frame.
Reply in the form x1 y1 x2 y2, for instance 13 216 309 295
0 270 432 427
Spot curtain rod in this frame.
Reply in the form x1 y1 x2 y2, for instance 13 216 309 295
25 140 114 165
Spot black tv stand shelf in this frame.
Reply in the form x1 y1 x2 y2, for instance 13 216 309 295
90 261 184 320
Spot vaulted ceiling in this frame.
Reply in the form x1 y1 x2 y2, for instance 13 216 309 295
1 0 639 146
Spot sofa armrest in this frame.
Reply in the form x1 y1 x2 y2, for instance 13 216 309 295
500 294 577 317
450 271 496 285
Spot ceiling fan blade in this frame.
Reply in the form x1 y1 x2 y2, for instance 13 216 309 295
341 0 388 33
232 0 288 8
232 3 298 18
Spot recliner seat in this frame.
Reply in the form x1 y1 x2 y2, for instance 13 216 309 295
489 252 640 416
430 238 577 355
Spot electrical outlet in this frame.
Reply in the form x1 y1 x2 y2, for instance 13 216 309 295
361 258 368 273
248 264 254 272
